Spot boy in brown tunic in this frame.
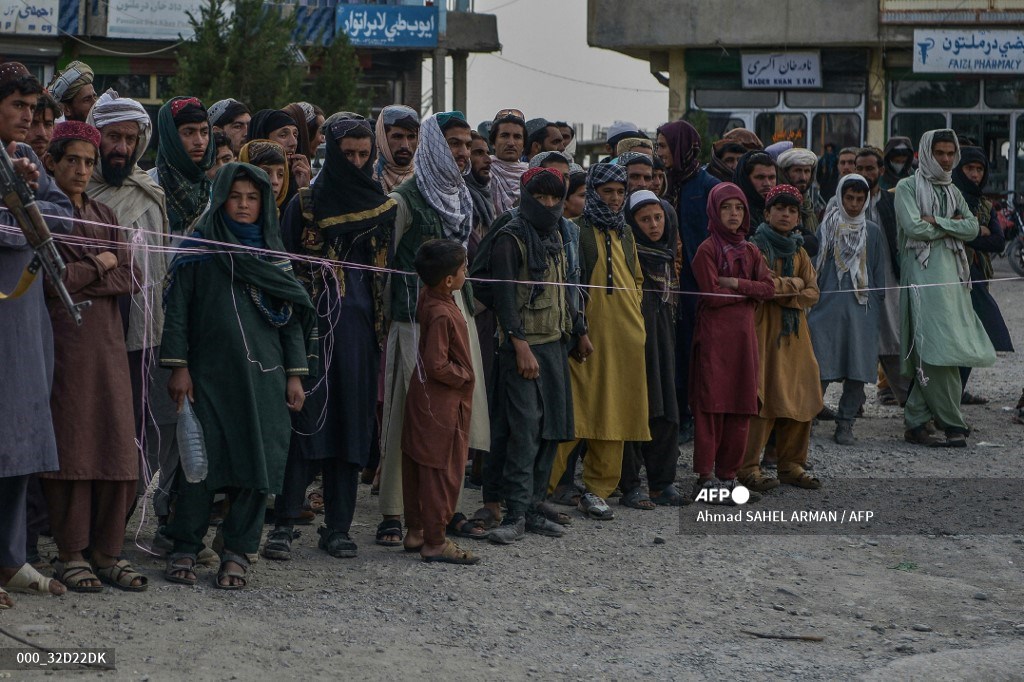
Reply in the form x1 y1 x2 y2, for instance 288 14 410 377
401 240 479 565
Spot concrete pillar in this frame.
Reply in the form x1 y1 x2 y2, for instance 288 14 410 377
452 51 467 114
866 46 886 148
668 49 687 121
432 48 448 114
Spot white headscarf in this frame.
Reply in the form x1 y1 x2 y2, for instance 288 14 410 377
413 114 473 245
908 129 971 287
817 174 870 304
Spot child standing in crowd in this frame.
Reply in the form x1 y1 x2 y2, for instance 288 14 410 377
401 240 480 565
808 174 886 446
690 183 774 501
619 191 686 509
161 164 316 590
741 185 823 492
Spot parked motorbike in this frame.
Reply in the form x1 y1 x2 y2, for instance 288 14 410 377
998 192 1024 278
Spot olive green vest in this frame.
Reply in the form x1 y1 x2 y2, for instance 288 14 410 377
390 178 447 324
499 231 571 346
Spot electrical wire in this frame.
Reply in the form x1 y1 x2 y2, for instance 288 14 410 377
489 54 666 94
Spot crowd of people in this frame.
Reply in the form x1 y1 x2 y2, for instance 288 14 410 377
0 57 1020 603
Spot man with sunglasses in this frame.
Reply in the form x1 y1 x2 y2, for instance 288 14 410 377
373 104 420 193
488 108 528 215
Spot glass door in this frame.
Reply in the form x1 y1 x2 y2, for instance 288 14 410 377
952 114 1011 195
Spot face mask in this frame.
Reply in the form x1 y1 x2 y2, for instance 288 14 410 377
521 193 564 231
889 160 907 174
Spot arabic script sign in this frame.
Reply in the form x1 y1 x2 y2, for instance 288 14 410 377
107 0 207 40
914 29 1024 74
336 4 438 48
741 52 821 89
0 0 57 35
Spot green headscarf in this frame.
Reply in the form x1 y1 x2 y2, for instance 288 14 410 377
167 162 319 373
156 96 216 234
750 221 804 345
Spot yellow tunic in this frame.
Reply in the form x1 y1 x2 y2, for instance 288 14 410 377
570 229 650 441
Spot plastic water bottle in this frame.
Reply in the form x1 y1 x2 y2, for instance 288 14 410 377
176 400 208 483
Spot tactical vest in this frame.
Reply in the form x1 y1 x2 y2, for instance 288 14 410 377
499 231 571 346
390 179 446 324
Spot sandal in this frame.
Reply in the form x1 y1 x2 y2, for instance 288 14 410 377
262 526 294 561
93 559 148 592
421 539 480 565
740 474 780 493
649 484 690 507
306 489 325 514
447 513 488 540
165 554 198 586
620 487 656 510
0 586 11 609
53 559 103 593
4 563 63 596
375 519 403 547
779 471 822 490
469 507 501 530
318 526 357 558
549 484 583 508
215 551 249 590
960 391 989 405
537 501 572 525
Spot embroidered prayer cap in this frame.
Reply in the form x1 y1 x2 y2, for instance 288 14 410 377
0 61 32 86
380 104 420 131
51 120 101 149
617 151 653 168
627 189 661 215
765 183 803 208
436 110 469 132
777 148 819 170
607 121 644 149
528 150 573 169
615 136 654 156
170 97 207 126
48 60 93 102
525 117 552 139
522 166 562 187
208 98 249 128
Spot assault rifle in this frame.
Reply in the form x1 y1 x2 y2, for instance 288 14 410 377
0 143 89 325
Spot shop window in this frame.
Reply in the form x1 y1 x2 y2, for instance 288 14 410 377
890 113 945 149
785 91 862 109
985 79 1024 109
93 75 151 101
694 89 778 109
891 79 979 109
156 76 175 100
812 113 862 155
702 114 747 139
952 114 1010 194
755 113 807 147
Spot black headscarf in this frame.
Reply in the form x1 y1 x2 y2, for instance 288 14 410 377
952 145 988 214
248 109 297 141
311 115 397 239
733 150 776 225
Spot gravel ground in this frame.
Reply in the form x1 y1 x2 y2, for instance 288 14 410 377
2 262 1022 681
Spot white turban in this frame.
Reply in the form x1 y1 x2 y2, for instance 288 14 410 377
88 89 151 134
777 148 819 169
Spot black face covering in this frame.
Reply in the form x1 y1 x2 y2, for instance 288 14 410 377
520 190 564 233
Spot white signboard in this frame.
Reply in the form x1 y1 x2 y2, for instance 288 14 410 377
742 52 821 89
914 29 1024 74
0 0 58 36
107 0 207 40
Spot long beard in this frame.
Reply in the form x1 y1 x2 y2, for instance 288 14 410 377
101 160 133 187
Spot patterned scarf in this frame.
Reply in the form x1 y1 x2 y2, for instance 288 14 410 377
817 174 871 305
751 222 804 343
156 97 215 234
489 156 528 215
909 129 971 288
413 114 474 245
583 163 627 235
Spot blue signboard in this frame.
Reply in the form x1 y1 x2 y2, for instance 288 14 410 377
336 4 438 48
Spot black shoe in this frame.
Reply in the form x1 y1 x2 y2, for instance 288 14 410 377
677 418 695 445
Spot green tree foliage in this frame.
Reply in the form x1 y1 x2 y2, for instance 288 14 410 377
172 0 306 111
305 32 366 116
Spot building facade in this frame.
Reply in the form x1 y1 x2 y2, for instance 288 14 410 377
589 0 1024 193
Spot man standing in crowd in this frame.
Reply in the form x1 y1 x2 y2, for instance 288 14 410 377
48 60 96 122
28 93 59 159
776 147 820 257
209 98 251 156
149 97 214 235
489 108 528 214
881 136 914 190
373 104 420 193
525 118 566 159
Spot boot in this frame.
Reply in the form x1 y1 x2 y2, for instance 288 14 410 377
834 420 856 446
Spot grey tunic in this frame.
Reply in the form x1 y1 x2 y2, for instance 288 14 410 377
807 220 887 384
0 144 73 477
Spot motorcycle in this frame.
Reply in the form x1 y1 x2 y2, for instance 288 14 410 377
998 192 1024 278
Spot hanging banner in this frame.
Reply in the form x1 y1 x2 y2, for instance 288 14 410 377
914 29 1024 73
0 0 58 35
742 52 822 89
107 0 208 40
336 4 438 48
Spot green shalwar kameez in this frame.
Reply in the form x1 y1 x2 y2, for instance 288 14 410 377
895 176 996 432
161 163 316 557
